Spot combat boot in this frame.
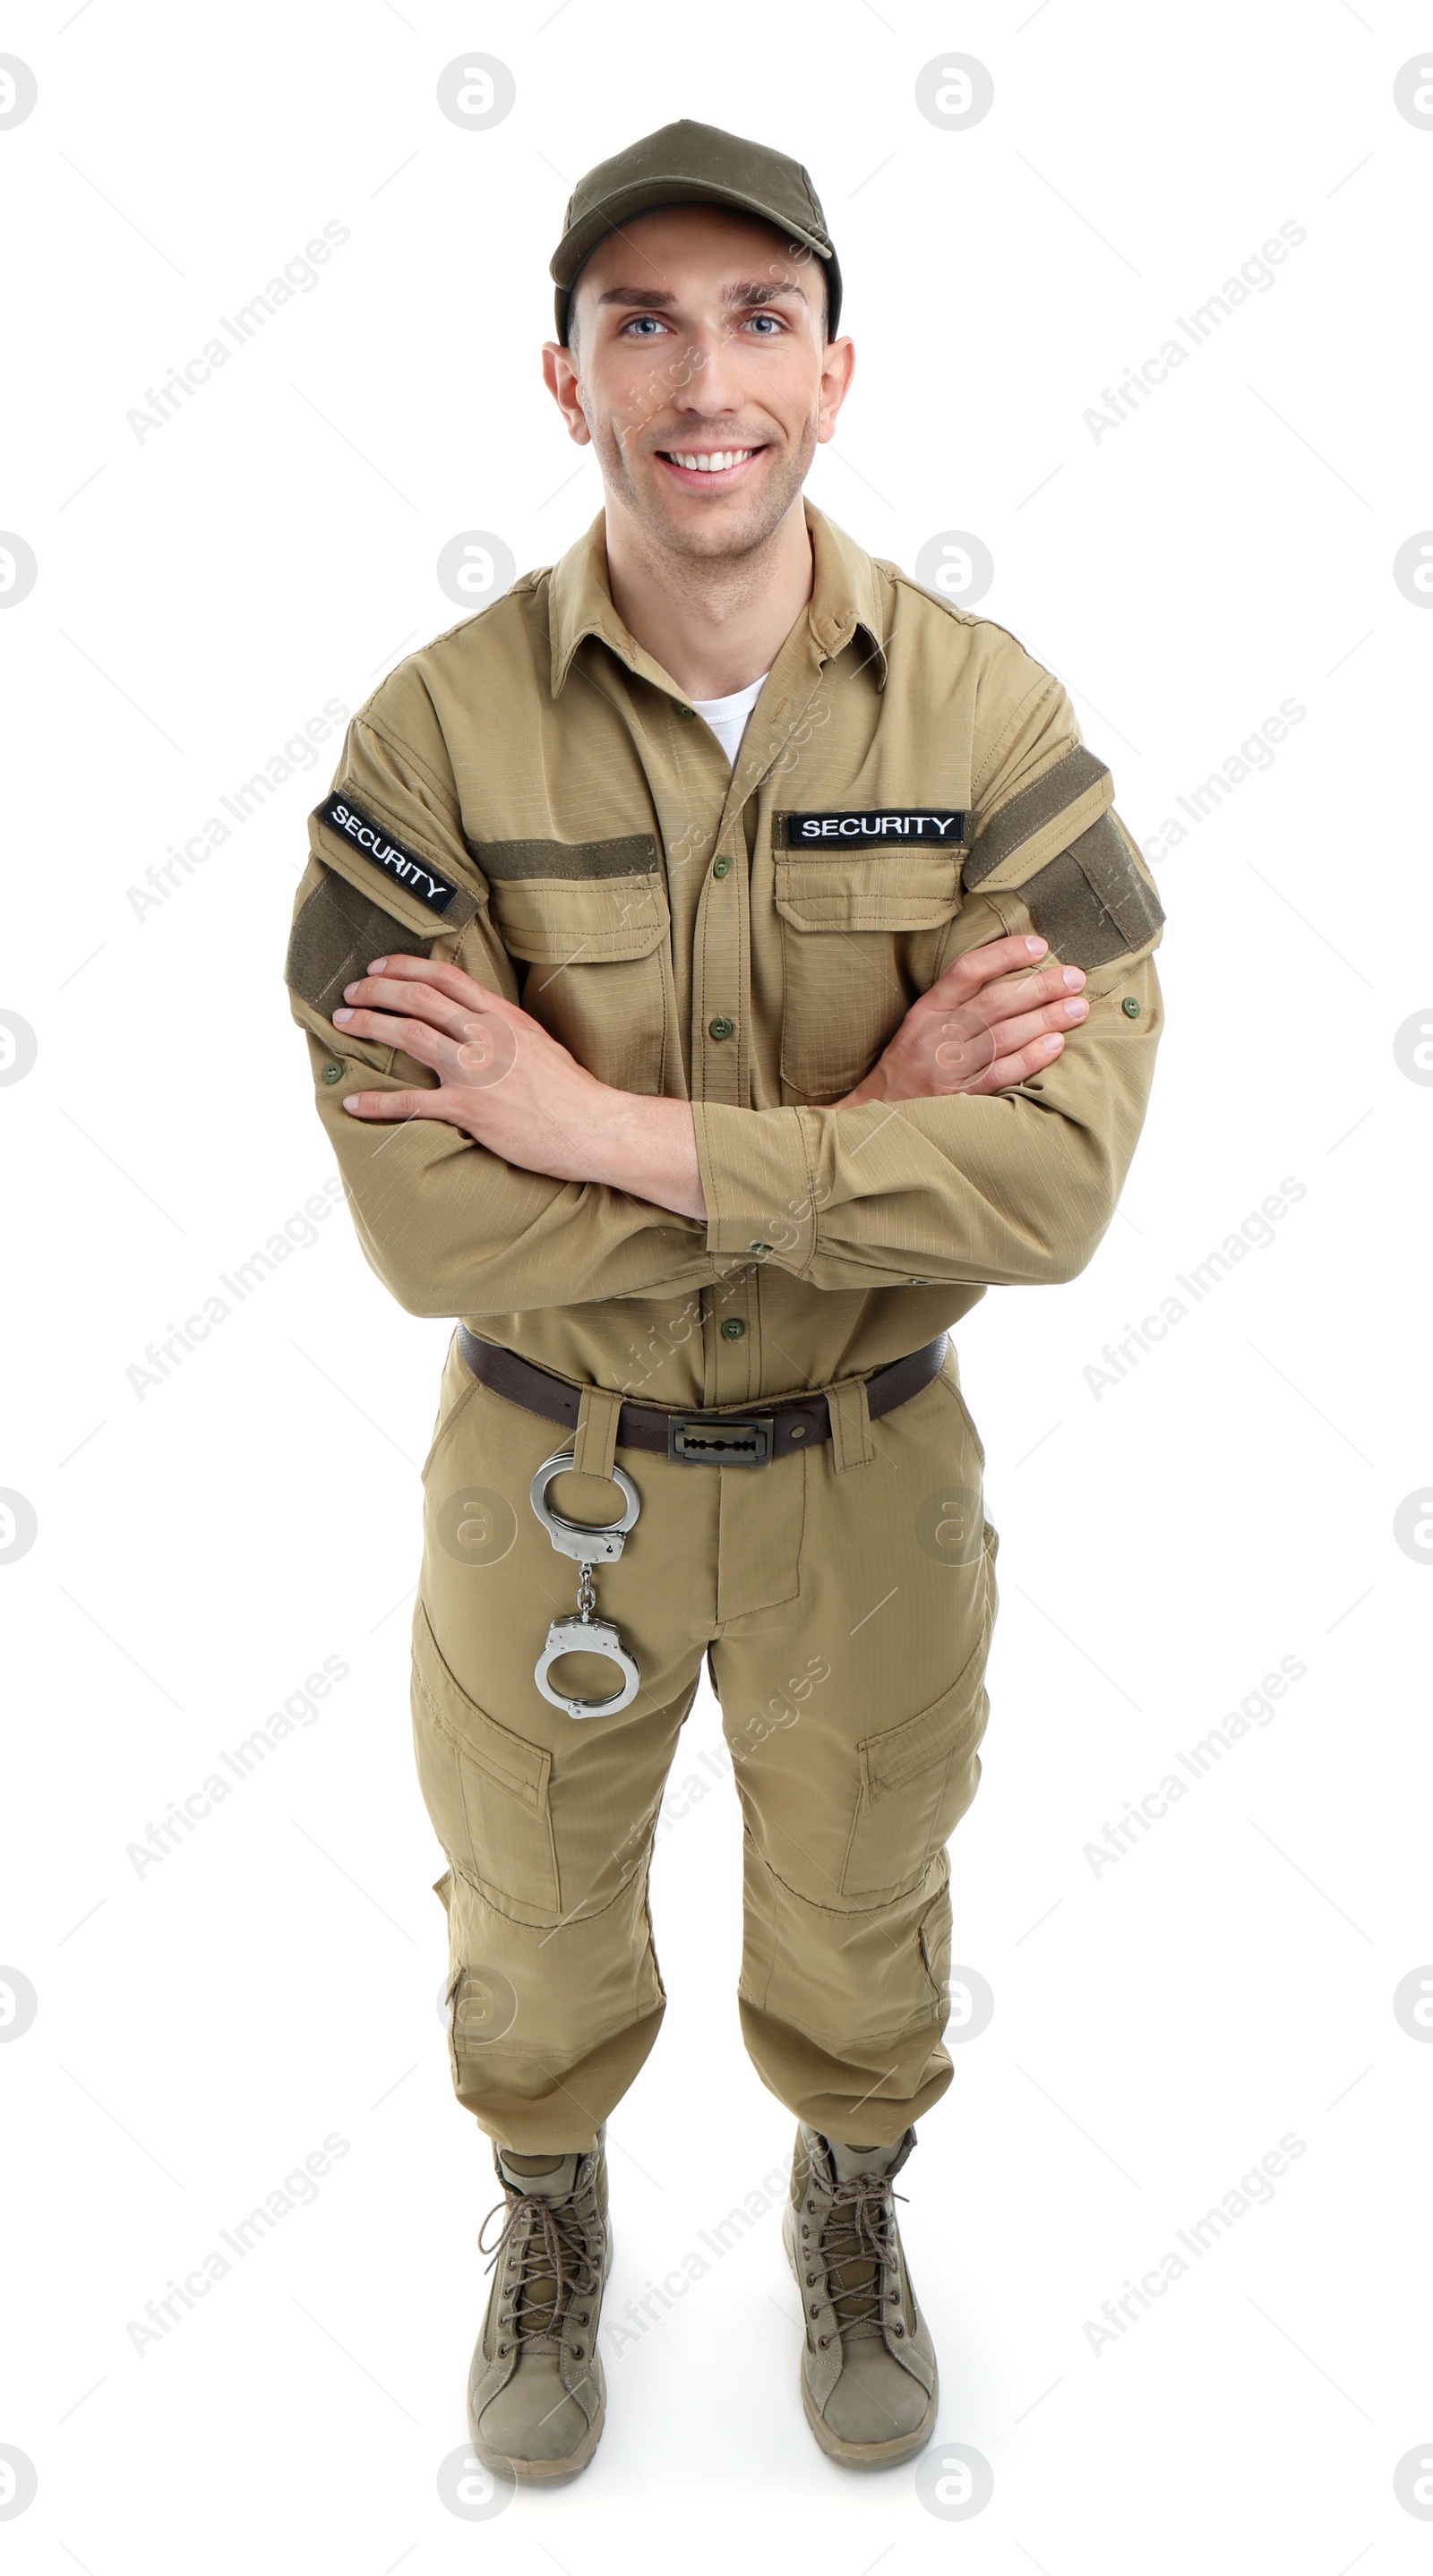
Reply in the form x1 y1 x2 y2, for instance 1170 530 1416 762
782 2123 938 2466
468 2130 611 2481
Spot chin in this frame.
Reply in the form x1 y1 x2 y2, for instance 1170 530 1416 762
646 477 802 561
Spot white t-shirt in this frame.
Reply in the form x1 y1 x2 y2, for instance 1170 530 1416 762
691 673 768 766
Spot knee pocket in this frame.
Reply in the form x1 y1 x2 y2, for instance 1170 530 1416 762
411 1600 562 1924
838 1626 992 1902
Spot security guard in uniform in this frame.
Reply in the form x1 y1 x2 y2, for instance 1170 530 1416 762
284 121 1164 2480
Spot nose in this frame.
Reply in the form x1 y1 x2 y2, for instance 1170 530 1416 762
669 322 748 419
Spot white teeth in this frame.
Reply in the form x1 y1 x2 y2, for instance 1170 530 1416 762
670 449 753 472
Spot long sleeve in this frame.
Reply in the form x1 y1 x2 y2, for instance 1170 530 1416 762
691 666 1165 1291
285 681 716 1319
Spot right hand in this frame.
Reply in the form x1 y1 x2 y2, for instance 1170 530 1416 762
836 934 1089 1107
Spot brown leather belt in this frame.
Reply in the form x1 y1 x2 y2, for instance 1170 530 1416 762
455 1324 948 1467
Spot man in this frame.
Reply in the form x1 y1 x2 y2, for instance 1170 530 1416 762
284 119 1164 2481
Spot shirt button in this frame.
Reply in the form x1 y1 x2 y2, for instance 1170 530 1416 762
1121 997 1141 1019
721 1317 746 1339
322 1062 343 1084
712 856 731 877
708 1015 734 1040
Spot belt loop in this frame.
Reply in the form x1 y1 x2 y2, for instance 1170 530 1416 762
571 1381 624 1484
826 1373 876 1474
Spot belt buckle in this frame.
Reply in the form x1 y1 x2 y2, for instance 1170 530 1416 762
667 1411 776 1467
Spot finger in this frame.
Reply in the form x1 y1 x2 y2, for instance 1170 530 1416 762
976 994 1090 1057
339 1086 471 1125
917 958 1087 1035
929 934 1052 997
979 961 1088 1007
357 952 524 1021
329 1006 463 1074
920 979 1085 1075
966 1030 1070 1092
337 974 483 1043
935 957 1086 1017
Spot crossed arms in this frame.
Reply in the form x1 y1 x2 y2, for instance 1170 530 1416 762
330 932 1094 1223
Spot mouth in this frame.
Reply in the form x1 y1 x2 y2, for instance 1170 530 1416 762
654 446 764 490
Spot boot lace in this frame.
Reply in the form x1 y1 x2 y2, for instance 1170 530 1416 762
478 2181 601 2349
812 2172 906 2345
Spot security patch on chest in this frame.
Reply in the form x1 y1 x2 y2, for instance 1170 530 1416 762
314 792 467 916
776 809 967 846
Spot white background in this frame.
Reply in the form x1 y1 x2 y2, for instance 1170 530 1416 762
3 1 1431 2565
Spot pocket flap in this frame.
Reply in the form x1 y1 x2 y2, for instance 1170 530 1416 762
485 872 670 963
412 1603 550 1814
859 1630 990 1801
774 850 963 932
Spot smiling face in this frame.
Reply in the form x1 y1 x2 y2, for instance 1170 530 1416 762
545 201 853 566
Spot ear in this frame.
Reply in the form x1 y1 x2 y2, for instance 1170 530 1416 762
816 334 856 444
542 341 591 444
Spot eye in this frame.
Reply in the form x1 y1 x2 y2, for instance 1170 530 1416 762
746 312 783 333
622 313 666 337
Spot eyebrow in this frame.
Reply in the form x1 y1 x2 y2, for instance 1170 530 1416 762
595 278 810 312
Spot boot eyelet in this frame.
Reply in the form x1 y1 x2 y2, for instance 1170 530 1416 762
573 2344 583 2357
809 2302 820 2316
892 2323 905 2336
817 2333 829 2349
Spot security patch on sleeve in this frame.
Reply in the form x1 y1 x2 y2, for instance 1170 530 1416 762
775 809 967 846
314 792 474 919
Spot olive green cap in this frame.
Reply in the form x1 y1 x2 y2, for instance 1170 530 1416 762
550 117 841 345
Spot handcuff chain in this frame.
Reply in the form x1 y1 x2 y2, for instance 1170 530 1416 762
576 1560 596 1622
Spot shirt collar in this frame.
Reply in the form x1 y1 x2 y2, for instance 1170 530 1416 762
547 497 889 698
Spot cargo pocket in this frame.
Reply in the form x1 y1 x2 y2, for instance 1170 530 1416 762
410 1600 561 1924
771 846 963 1103
476 834 673 1095
839 1627 991 1900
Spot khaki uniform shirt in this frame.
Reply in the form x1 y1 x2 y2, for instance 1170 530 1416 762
285 501 1165 1407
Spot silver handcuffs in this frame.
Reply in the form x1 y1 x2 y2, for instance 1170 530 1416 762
528 1447 642 1721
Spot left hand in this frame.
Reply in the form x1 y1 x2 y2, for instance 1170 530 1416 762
332 953 615 1184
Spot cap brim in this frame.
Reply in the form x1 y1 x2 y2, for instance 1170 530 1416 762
551 175 834 287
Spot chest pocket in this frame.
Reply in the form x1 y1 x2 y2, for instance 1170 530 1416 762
473 833 672 1098
771 845 964 1104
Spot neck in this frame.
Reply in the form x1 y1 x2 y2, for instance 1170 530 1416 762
601 494 813 701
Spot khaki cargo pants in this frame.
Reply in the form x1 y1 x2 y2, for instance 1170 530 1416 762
413 1331 999 2154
